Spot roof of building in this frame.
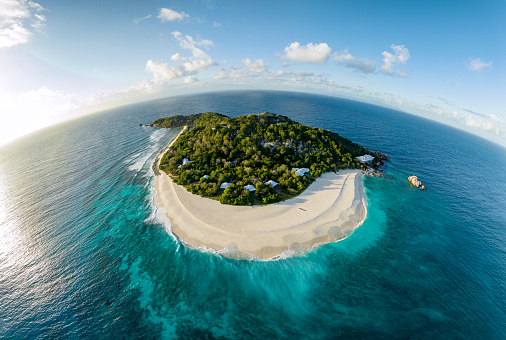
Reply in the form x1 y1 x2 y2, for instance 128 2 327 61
356 155 375 163
291 167 310 176
220 182 231 189
244 184 256 192
265 180 278 187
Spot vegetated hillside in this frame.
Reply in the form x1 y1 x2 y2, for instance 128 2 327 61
156 112 374 205
151 112 229 128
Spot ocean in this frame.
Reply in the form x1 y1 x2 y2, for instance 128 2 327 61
0 91 504 339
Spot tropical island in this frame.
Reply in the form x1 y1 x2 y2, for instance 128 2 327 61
151 112 376 259
152 112 374 205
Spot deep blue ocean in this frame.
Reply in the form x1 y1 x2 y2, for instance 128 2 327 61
0 91 504 339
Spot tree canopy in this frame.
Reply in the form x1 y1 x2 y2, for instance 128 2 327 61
154 112 374 205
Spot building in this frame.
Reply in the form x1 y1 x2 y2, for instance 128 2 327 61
244 184 256 192
220 182 231 189
265 180 278 187
355 155 375 164
182 158 189 165
291 167 310 176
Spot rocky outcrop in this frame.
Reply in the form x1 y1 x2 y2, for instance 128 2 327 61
374 151 390 162
408 176 426 190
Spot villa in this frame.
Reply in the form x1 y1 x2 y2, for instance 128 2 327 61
244 184 256 192
220 182 231 189
355 155 375 164
291 167 310 176
265 180 278 187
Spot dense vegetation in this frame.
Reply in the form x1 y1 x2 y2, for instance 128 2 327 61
155 112 374 205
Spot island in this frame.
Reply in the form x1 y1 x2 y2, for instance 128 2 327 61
151 112 376 259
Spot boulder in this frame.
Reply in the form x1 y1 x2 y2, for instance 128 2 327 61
408 175 422 188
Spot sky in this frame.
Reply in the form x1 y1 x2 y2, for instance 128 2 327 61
1 0 505 147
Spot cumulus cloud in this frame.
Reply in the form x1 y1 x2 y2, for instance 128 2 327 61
467 58 492 71
133 14 151 24
184 75 198 84
332 50 376 74
157 8 189 22
170 52 187 62
380 44 410 76
242 58 266 73
0 0 46 48
282 42 332 64
145 60 186 83
145 32 216 84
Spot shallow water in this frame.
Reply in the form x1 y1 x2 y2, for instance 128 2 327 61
0 91 504 339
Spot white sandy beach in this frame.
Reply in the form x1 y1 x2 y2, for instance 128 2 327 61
154 163 366 259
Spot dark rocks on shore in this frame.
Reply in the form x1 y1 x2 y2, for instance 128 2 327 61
374 151 390 162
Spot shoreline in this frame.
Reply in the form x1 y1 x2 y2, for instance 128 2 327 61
153 129 367 260
153 126 186 175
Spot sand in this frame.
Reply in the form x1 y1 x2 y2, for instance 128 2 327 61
153 128 367 260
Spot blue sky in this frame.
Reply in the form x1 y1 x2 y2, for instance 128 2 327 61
0 0 505 146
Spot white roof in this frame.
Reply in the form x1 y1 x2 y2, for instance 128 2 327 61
244 184 256 192
220 182 231 189
292 167 310 176
182 158 189 165
356 155 375 163
265 180 278 187
202 175 209 179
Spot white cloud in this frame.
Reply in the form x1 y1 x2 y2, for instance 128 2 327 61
133 14 151 24
0 0 45 48
172 31 213 59
170 52 187 62
467 58 492 71
421 95 506 140
145 32 216 84
282 42 332 64
214 66 262 80
242 58 266 73
182 59 215 72
145 60 186 84
380 44 410 76
332 50 376 74
212 22 222 28
184 75 198 84
266 70 339 88
157 8 189 22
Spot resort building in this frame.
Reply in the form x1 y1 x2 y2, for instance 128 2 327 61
291 167 310 176
265 180 278 187
355 155 375 164
244 184 256 192
220 182 231 189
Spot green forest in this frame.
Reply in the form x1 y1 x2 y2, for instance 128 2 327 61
153 112 374 205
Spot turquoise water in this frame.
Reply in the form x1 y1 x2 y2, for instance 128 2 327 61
0 91 504 339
